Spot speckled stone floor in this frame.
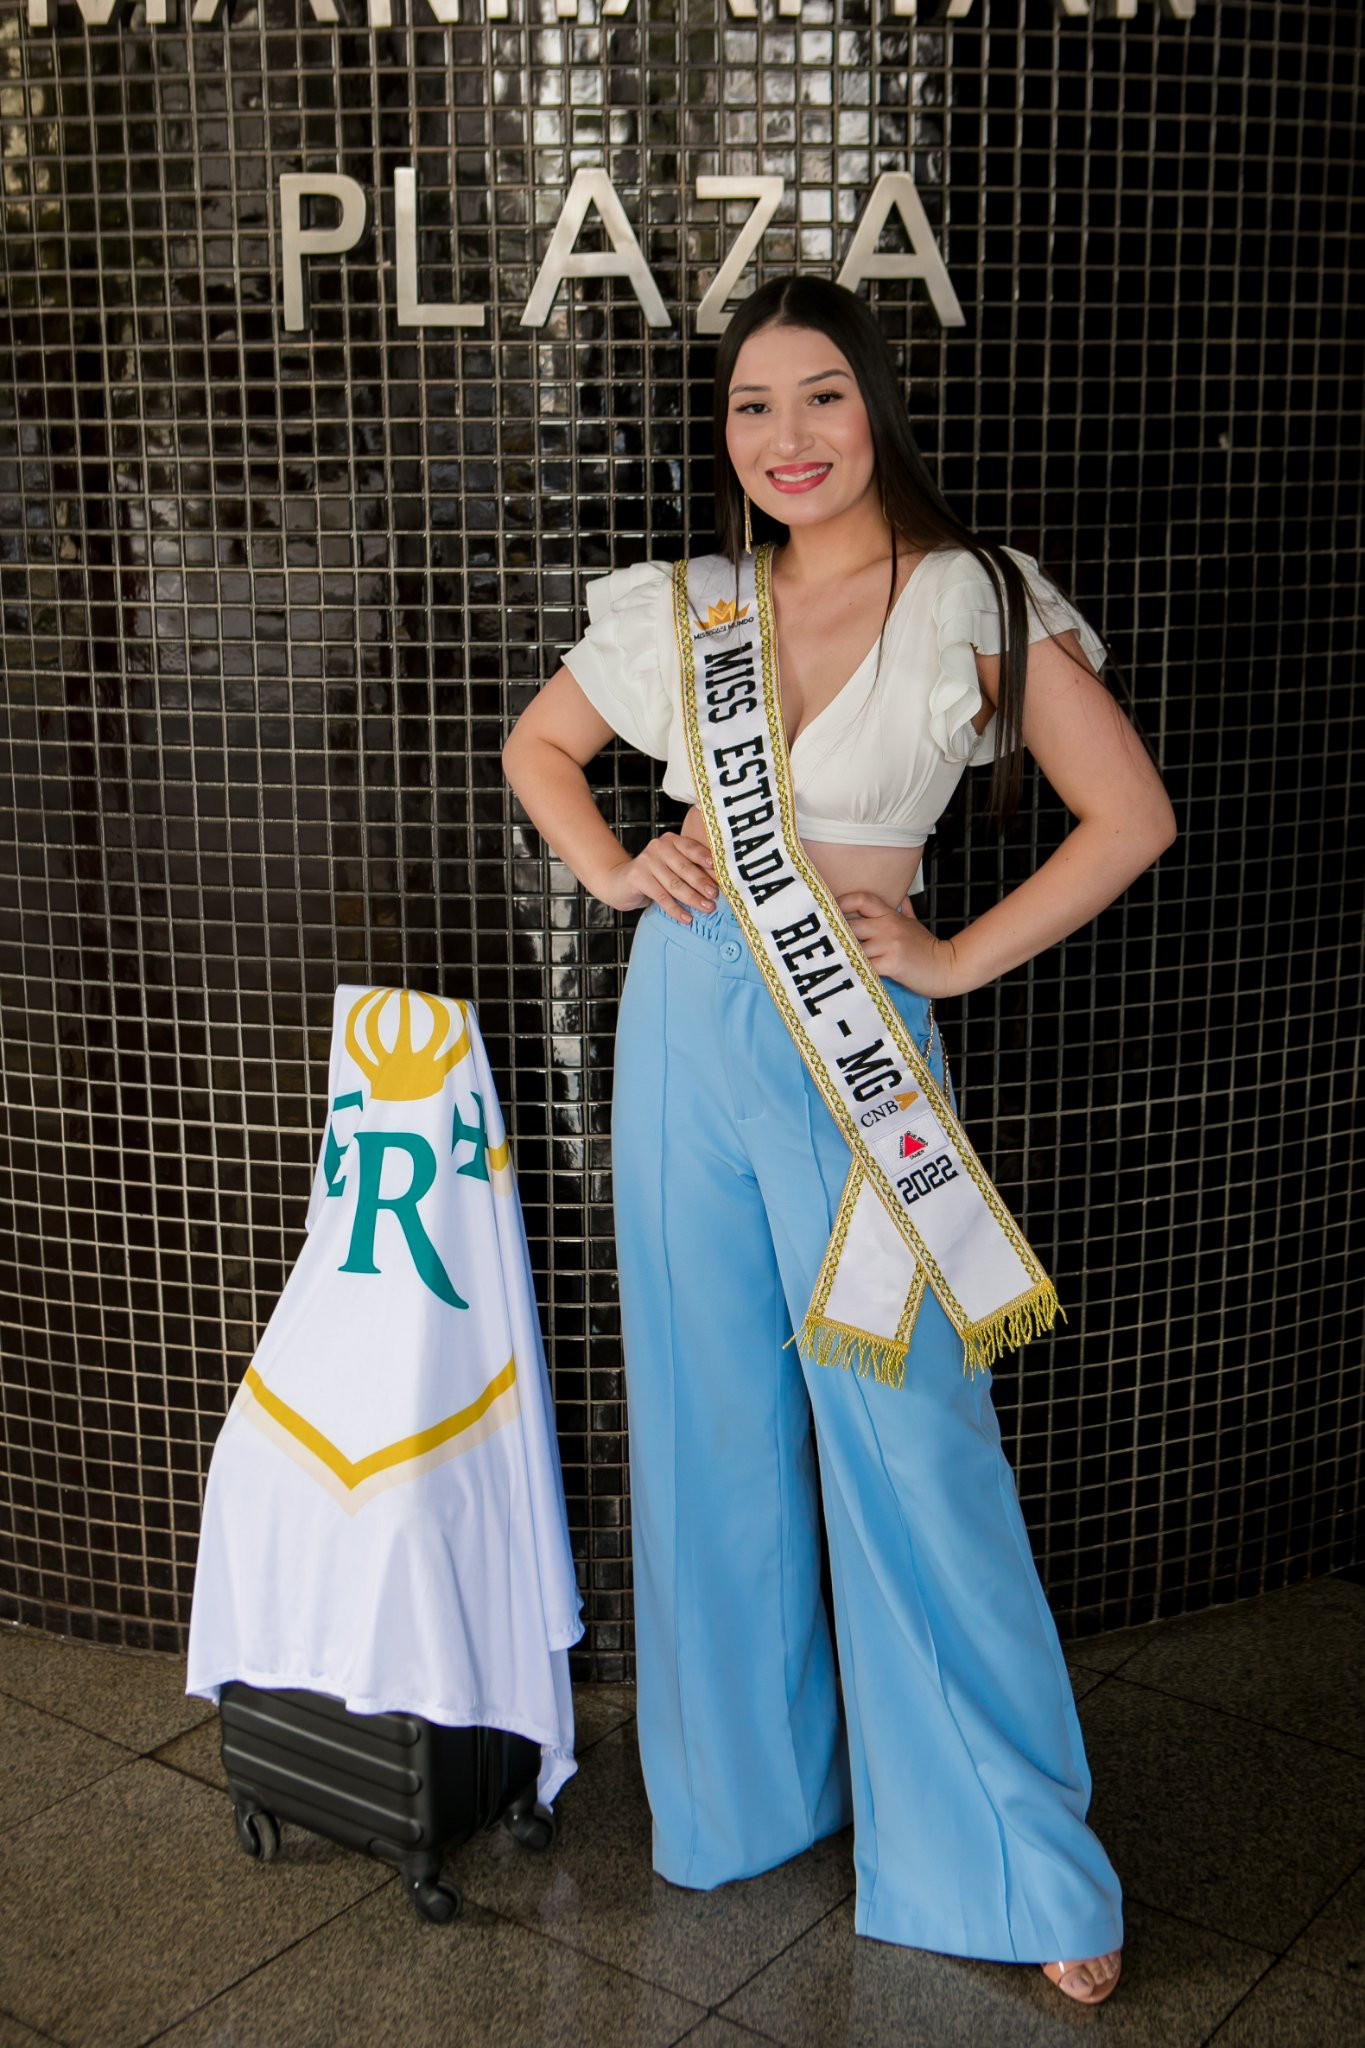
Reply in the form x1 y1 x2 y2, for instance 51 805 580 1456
1 1576 1362 2047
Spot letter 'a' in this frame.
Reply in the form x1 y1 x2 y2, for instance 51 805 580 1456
521 169 669 328
836 172 965 326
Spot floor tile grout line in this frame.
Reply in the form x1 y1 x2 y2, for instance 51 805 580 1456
130 1870 399 2048
1197 1949 1284 2048
0 1751 141 1843
148 1752 224 1795
672 2008 789 2048
570 1718 636 1757
670 2000 790 2048
0 2002 70 2048
1119 1883 1333 1960
1 1721 645 1876
0 1634 186 1667
1065 1580 1365 1685
704 1890 858 2016
0 1675 213 1754
439 1879 742 2014
1064 1630 1162 1679
0 1675 631 1769
0 1678 139 1746
459 1917 707 2024
1065 1646 1152 1678
451 1864 855 2016
1094 1669 1365 1762
253 1829 728 2024
1194 1950 1365 2048
1277 1845 1365 1966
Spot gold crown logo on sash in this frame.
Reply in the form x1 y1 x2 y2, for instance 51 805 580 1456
694 598 751 634
674 546 1061 1383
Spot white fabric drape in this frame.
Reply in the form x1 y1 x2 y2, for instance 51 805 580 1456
187 984 583 1804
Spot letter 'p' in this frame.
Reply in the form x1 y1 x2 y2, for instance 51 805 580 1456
280 174 367 331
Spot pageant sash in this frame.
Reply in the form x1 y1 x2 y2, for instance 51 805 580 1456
673 546 1060 1380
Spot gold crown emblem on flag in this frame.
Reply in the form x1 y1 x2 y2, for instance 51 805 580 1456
344 987 470 1102
696 598 750 632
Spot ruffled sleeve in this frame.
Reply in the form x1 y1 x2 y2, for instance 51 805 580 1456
560 560 674 761
927 546 1108 766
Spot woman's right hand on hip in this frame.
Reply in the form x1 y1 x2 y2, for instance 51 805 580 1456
596 832 719 923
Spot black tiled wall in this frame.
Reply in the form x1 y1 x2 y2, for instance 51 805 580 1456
1 0 1359 1675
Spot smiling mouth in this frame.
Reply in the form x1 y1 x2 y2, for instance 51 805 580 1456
766 464 832 493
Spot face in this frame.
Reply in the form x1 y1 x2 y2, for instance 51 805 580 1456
725 322 880 535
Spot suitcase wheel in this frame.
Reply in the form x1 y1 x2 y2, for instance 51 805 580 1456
410 1877 463 1925
504 1791 557 1854
234 1806 281 1862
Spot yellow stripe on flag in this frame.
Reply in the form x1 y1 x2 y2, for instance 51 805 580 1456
242 1356 517 1490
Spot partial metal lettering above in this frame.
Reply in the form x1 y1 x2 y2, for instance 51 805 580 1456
24 0 1202 30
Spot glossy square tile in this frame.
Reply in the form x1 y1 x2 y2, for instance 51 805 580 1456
0 1691 130 1833
1067 1664 1107 1704
0 2014 59 2048
0 1762 389 2047
154 1885 705 2048
1081 1681 1365 1950
571 1680 637 1752
151 1711 228 1795
1206 1960 1365 2047
1285 1861 1365 1984
1064 1620 1173 1677
1113 1579 1365 1756
0 1631 212 1754
718 1897 1272 2048
446 1722 856 2008
672 2022 779 2048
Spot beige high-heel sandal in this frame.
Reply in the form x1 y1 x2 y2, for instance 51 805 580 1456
1041 1951 1122 2004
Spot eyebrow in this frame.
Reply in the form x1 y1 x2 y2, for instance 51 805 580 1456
730 368 854 394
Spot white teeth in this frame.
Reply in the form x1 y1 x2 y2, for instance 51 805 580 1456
771 465 828 482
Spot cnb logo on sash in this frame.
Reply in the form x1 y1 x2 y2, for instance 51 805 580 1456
234 985 522 1513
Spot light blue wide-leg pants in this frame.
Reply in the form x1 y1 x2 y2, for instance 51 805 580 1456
611 900 1123 1964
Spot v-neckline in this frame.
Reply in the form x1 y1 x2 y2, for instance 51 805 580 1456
777 547 936 757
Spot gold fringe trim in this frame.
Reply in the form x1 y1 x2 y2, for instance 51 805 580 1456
961 1285 1066 1377
791 1315 909 1391
790 1285 1066 1391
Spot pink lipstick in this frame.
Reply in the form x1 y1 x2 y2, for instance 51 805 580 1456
766 464 832 494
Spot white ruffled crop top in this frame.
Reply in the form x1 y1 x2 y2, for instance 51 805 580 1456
562 543 1106 867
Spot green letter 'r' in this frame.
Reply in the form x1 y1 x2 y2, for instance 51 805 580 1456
338 1132 468 1311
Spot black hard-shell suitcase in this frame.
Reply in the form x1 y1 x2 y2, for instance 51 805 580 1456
219 1681 555 1923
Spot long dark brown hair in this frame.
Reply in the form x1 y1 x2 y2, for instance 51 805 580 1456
712 275 1091 829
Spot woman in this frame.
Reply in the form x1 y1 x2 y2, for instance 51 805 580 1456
502 276 1175 2006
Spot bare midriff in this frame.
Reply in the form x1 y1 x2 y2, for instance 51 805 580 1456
680 805 922 908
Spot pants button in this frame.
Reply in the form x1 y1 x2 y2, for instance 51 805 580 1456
721 940 742 961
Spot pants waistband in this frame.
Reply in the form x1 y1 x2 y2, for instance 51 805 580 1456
640 902 933 1044
642 898 761 978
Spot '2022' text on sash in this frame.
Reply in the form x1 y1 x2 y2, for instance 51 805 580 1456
674 545 1060 1381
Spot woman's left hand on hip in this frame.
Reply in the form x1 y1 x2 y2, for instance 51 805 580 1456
836 889 962 998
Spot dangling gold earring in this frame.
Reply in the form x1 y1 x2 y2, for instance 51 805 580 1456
743 492 754 554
